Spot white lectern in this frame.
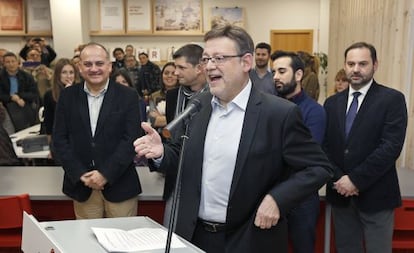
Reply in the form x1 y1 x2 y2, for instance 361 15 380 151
22 213 204 253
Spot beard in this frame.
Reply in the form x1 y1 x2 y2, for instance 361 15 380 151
255 61 268 69
276 77 297 98
347 69 375 89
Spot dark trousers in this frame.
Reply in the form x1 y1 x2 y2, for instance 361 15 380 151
332 199 394 253
288 192 320 253
192 221 226 253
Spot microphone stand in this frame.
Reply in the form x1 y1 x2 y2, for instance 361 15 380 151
165 120 191 253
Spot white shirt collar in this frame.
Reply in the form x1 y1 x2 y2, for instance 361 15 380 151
211 80 252 111
348 79 373 97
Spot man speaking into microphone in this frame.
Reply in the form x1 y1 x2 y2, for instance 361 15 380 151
134 25 332 253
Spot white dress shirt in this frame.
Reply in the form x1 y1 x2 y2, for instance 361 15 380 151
83 80 109 137
346 79 373 113
198 81 252 222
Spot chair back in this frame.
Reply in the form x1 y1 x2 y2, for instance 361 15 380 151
0 194 32 229
393 200 414 249
394 200 414 230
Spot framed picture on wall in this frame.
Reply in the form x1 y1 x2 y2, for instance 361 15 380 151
26 0 52 34
210 7 244 29
0 0 24 32
99 0 124 32
126 0 152 34
149 47 161 62
153 0 203 35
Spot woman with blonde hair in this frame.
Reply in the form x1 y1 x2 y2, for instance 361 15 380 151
334 69 350 93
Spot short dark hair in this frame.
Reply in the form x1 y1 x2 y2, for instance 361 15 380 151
204 24 254 55
344 42 377 63
138 52 148 58
271 50 305 74
255 42 271 54
111 68 134 88
173 44 203 66
3 51 17 59
112 47 124 57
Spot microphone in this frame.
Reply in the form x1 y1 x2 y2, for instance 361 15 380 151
162 99 202 139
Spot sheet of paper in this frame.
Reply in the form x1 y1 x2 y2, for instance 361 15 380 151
92 227 186 252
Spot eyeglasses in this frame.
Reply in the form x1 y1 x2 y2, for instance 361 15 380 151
199 54 244 66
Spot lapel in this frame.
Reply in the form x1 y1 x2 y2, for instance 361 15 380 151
187 93 213 188
347 81 378 140
94 81 115 138
229 87 261 199
337 91 348 141
77 84 92 138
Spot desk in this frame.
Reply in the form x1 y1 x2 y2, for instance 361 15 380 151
0 166 166 222
35 216 204 252
9 124 49 159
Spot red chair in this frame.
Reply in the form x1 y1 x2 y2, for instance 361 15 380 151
0 194 32 248
393 200 414 250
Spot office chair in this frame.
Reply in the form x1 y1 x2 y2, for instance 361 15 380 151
393 200 414 250
0 193 32 248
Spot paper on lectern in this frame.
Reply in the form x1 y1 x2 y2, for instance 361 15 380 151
92 227 186 252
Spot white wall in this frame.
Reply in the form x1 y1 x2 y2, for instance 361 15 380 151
49 0 88 58
0 37 26 57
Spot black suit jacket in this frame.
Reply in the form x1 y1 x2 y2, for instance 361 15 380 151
151 86 333 253
165 87 179 124
323 81 407 211
53 81 142 202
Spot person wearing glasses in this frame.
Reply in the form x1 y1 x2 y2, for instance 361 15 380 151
134 25 333 253
53 42 143 219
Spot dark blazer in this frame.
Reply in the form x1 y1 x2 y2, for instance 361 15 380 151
53 81 142 202
165 86 179 124
151 86 333 253
323 81 407 212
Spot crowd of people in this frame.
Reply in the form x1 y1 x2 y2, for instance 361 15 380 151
0 25 407 253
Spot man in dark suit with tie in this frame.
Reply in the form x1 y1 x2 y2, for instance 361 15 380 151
53 42 142 219
323 42 407 253
134 25 333 253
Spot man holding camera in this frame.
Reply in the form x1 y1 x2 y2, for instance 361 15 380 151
19 37 57 67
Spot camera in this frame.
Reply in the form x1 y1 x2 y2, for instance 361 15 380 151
33 37 42 42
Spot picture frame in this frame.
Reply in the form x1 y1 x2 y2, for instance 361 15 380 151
26 0 52 34
153 0 203 35
126 0 152 34
98 0 124 33
210 7 244 29
0 0 24 33
149 47 161 62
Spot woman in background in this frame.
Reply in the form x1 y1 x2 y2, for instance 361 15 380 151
297 51 320 101
43 58 79 161
148 62 178 131
334 69 350 93
111 68 147 122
